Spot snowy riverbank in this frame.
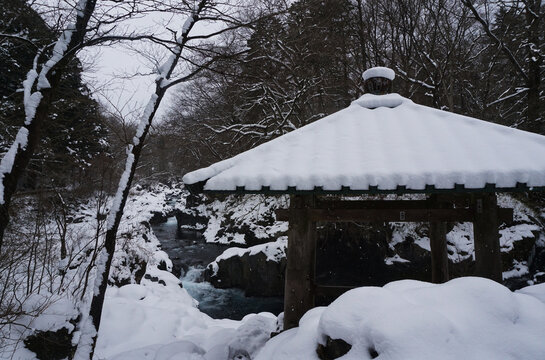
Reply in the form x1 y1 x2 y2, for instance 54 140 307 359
4 184 545 359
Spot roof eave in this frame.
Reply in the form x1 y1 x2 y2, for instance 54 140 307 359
185 182 545 196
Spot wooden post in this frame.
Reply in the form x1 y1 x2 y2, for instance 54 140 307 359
429 196 449 283
283 195 316 330
473 193 502 282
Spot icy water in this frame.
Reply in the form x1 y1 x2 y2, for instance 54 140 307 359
152 217 283 320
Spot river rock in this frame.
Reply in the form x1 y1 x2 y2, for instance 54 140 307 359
205 238 287 296
175 208 209 232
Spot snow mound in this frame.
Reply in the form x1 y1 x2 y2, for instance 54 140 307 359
363 67 395 80
257 278 545 360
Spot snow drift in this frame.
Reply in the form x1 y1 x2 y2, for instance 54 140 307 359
257 277 545 360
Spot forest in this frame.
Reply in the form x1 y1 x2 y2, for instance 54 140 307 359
0 0 544 359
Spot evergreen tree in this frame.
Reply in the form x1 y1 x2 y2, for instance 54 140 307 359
0 0 109 189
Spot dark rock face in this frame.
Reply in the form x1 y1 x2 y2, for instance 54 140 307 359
500 224 540 269
24 327 75 360
176 208 208 232
144 273 167 286
149 211 169 224
205 252 286 297
315 223 432 290
316 337 352 360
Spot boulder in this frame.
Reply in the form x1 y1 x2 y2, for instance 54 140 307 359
175 208 208 232
205 249 286 297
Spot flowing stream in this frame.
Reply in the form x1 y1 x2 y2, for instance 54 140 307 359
152 217 283 320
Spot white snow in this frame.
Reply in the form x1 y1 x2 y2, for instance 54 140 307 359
500 223 540 252
0 128 29 204
257 278 545 360
362 66 396 80
106 151 135 230
384 254 410 265
208 237 287 276
37 26 74 90
22 69 43 125
503 260 529 280
199 195 288 245
352 92 405 108
183 93 545 192
132 95 159 146
95 279 277 360
517 283 545 304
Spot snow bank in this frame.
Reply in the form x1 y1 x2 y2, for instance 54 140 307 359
97 277 277 360
257 278 545 360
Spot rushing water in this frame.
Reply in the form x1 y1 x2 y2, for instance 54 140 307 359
152 217 283 320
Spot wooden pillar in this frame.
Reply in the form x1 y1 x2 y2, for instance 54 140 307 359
473 193 502 282
283 195 316 330
429 196 449 283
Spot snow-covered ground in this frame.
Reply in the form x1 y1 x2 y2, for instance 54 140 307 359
95 276 277 360
95 190 545 360
3 185 545 359
93 277 545 360
257 278 545 360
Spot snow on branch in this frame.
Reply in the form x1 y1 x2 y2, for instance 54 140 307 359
461 0 528 82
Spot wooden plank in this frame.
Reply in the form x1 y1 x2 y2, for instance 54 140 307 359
283 195 317 330
429 195 449 283
277 208 474 222
277 206 513 223
315 199 432 210
473 194 502 282
315 285 355 299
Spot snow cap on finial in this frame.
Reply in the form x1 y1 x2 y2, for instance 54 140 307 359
363 67 395 95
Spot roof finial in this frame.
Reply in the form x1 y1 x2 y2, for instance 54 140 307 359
363 67 395 95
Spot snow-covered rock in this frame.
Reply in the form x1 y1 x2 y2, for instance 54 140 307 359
205 237 287 296
180 194 288 246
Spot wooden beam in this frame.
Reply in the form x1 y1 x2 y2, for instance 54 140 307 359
284 195 317 330
276 206 513 224
473 194 503 282
277 208 474 222
315 199 432 210
315 285 355 299
429 195 449 283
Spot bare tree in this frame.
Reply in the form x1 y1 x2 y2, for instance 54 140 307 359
461 0 543 132
72 1 263 357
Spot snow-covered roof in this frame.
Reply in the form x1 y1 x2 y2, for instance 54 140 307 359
183 93 545 194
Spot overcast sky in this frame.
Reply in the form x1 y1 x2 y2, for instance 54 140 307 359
78 5 226 123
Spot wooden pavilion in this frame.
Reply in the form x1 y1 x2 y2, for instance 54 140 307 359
183 67 545 330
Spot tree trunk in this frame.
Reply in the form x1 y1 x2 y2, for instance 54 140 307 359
73 3 208 358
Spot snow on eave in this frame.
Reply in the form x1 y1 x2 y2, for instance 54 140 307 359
183 94 545 195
